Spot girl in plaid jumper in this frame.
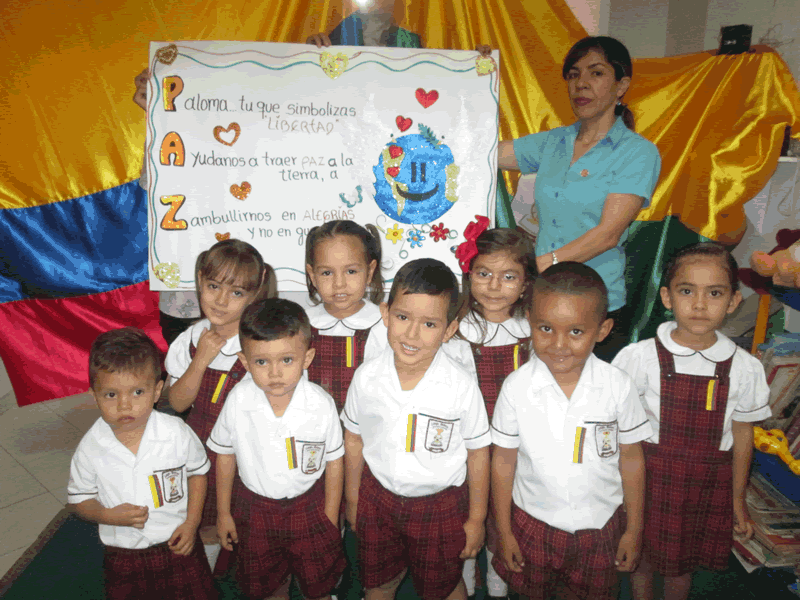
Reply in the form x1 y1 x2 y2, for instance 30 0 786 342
304 220 385 413
165 239 276 569
614 243 770 600
456 222 537 600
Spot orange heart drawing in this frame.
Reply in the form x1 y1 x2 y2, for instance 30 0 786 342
215 232 230 242
396 116 412 132
387 167 400 178
214 123 241 146
415 88 439 108
230 182 251 200
155 44 178 65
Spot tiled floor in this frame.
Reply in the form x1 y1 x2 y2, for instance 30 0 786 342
0 388 99 580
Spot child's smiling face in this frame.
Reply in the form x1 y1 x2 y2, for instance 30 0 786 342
528 291 612 385
469 250 525 323
660 256 742 349
306 235 376 320
380 291 458 377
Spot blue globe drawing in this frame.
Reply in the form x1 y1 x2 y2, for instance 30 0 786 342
372 133 458 225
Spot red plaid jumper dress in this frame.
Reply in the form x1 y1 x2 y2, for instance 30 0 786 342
642 337 735 576
470 340 529 570
186 342 248 529
104 536 218 600
470 341 530 420
307 326 371 414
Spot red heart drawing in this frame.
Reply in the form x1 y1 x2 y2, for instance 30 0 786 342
387 167 400 178
396 116 412 132
389 145 403 159
415 88 439 108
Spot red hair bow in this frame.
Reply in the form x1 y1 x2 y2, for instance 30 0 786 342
455 215 491 273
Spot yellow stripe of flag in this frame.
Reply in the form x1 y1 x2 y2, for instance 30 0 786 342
148 475 162 508
706 379 716 411
211 373 228 404
346 336 353 368
573 427 586 464
286 437 297 469
406 414 417 452
513 344 520 370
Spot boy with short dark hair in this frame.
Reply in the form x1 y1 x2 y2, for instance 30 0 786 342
207 298 345 600
68 327 216 600
491 262 651 600
342 258 491 600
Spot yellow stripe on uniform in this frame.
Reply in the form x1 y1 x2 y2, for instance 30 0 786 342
210 373 228 404
573 427 586 464
406 414 417 452
286 437 297 469
706 379 716 411
148 475 162 508
513 344 520 370
346 336 353 368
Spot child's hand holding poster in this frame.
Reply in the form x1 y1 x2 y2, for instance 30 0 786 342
145 41 500 290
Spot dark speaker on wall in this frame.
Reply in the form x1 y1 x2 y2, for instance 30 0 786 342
718 24 753 55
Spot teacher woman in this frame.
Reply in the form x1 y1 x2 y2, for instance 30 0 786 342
498 36 661 360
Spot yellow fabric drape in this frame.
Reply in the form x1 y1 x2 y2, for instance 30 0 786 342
1 0 799 243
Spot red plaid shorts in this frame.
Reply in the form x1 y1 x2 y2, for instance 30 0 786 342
492 504 624 600
356 467 468 600
237 477 345 600
103 537 217 600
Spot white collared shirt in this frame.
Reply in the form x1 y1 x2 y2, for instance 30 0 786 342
306 300 383 336
165 318 243 384
612 322 771 450
67 411 210 549
342 347 491 497
491 354 652 533
364 319 477 372
459 313 531 348
207 378 343 499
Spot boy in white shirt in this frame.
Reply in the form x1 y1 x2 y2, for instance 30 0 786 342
491 263 651 600
207 298 345 600
342 258 491 600
68 328 216 600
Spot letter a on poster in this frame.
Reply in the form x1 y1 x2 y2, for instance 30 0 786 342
145 41 500 291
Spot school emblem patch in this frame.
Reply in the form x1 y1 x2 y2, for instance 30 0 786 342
301 442 325 474
424 417 455 453
593 422 618 458
149 466 185 508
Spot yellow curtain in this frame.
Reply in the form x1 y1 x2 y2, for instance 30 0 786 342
1 0 799 243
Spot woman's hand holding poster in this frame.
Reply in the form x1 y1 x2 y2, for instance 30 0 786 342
145 41 500 290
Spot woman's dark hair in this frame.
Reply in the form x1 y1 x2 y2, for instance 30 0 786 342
304 220 384 304
460 228 537 342
663 242 740 292
195 239 277 316
562 36 635 131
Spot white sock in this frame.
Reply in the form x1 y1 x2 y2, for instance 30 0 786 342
204 543 222 570
486 549 508 597
462 556 476 595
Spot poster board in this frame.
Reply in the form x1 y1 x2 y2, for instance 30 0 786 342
145 41 500 290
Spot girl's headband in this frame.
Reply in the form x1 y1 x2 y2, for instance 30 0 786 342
454 215 491 273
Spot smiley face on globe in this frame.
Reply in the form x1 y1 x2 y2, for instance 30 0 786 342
372 125 460 225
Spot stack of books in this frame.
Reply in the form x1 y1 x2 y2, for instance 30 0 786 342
735 472 800 568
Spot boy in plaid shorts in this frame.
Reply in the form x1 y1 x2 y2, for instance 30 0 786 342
68 328 216 600
491 263 652 600
342 258 491 600
207 299 345 600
